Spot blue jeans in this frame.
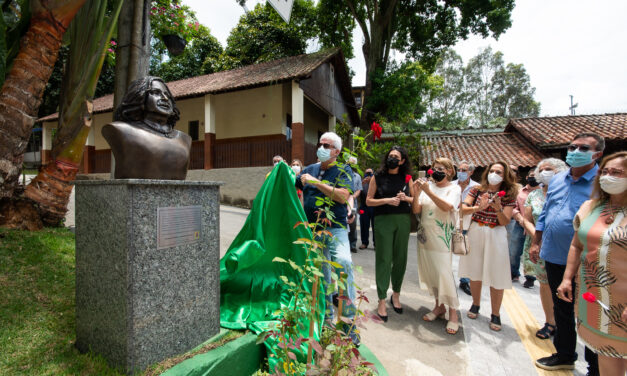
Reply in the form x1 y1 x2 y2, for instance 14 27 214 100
318 227 356 320
508 221 526 278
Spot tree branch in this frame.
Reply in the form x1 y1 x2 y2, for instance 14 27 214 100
346 0 370 46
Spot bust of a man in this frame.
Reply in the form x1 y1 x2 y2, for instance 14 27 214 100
102 76 191 180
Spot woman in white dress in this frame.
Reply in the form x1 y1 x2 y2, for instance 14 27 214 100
412 157 462 334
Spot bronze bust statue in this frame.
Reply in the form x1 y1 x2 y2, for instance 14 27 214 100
102 76 191 180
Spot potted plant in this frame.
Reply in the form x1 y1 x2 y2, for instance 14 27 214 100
150 0 198 56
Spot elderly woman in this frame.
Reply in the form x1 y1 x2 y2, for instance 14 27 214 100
512 158 568 339
412 158 462 334
458 161 519 331
366 146 414 321
557 152 627 376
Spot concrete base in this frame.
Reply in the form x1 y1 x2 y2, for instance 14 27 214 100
74 179 223 374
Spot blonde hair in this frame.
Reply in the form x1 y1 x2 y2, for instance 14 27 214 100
434 157 455 180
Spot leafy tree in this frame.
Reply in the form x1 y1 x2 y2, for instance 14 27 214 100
317 0 515 127
151 25 223 82
424 49 468 130
223 0 319 68
464 46 540 127
367 61 436 124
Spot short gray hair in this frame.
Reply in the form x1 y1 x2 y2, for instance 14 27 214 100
457 160 475 172
534 158 568 175
320 132 342 151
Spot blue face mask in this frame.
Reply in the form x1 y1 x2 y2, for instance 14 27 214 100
457 172 469 182
317 147 331 162
566 149 595 167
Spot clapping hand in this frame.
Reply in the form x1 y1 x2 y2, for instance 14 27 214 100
477 193 490 211
413 178 430 192
387 196 401 206
489 196 503 212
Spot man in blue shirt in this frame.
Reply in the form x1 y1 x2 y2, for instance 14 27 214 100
530 133 604 372
295 132 359 345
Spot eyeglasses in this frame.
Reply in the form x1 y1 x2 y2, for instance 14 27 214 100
433 166 446 172
318 143 335 149
567 144 593 152
601 168 625 177
458 168 470 172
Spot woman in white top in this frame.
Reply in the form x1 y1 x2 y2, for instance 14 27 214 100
412 157 462 334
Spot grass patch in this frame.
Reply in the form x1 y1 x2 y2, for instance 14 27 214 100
0 228 239 375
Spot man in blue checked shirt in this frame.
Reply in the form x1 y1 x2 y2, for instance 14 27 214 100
530 133 604 374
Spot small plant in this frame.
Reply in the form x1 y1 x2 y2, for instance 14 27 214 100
150 0 199 40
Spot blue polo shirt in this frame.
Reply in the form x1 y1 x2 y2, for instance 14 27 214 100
296 162 353 228
537 165 598 265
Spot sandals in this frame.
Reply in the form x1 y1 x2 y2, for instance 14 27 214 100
422 311 445 322
489 314 502 331
535 322 556 339
446 320 459 335
467 304 480 319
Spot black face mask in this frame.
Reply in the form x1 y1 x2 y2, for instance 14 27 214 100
432 170 446 182
527 176 539 187
386 157 400 169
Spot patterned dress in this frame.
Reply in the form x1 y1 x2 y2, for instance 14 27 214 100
574 200 627 358
417 183 462 309
521 189 548 283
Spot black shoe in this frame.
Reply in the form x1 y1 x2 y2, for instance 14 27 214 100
459 282 471 296
390 296 403 314
350 247 357 253
523 278 535 289
535 354 575 371
376 313 388 322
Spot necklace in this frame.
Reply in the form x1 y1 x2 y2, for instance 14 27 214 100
604 201 627 225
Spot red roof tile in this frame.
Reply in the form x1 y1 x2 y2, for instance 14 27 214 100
505 113 627 148
39 48 351 122
421 132 547 168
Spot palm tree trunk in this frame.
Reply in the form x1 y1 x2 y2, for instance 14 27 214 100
0 0 86 199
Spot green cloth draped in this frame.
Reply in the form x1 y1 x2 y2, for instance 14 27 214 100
219 162 326 371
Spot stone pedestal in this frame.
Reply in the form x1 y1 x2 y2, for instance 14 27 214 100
74 179 223 373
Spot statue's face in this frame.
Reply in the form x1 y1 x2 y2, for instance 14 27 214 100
145 81 173 118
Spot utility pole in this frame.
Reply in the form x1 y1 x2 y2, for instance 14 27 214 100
569 95 578 116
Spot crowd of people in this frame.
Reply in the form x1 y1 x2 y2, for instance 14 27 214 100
278 131 625 375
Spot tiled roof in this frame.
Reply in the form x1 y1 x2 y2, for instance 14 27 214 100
505 113 627 148
420 132 547 168
39 48 349 122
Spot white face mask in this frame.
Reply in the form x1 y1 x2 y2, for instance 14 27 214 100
599 176 627 195
487 172 503 185
291 165 301 175
538 170 555 185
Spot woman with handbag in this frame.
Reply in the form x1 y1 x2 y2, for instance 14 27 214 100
412 157 462 334
458 161 519 332
366 146 414 322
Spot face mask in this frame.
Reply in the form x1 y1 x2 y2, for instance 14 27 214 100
527 176 539 187
432 170 446 182
291 165 301 175
488 172 503 185
538 170 555 185
317 147 331 162
599 176 627 195
566 149 596 167
457 172 469 182
386 157 400 169
273 162 279 166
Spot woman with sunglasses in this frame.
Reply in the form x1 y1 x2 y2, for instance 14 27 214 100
366 146 414 321
412 158 462 334
556 151 627 375
458 161 519 331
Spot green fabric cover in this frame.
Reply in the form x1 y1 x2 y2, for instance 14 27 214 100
161 332 262 376
219 162 326 371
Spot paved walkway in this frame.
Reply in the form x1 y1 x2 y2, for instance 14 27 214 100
62 192 591 376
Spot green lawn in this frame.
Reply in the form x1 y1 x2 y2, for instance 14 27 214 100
0 228 122 375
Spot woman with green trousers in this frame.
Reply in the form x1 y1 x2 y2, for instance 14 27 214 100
366 146 414 321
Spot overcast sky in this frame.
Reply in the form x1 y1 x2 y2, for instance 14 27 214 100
185 0 627 117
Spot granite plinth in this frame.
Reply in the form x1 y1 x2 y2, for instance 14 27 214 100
74 179 223 374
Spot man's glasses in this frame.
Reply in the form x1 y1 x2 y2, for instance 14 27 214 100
600 168 625 177
318 143 335 149
567 144 593 152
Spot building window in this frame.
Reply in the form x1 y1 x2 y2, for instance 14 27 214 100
188 120 200 141
329 64 335 83
286 113 292 140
